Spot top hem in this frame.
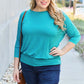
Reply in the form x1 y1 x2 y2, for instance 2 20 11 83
20 54 61 67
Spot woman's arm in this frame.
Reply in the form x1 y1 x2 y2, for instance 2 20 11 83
14 58 19 70
13 11 25 83
61 11 81 54
14 11 25 69
49 42 75 56
61 42 75 54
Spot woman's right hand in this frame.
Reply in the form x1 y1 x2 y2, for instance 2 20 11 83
13 69 20 83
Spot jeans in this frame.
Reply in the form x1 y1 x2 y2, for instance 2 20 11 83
21 61 61 84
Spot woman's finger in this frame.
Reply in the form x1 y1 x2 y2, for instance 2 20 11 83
53 53 59 56
49 49 56 55
13 73 17 82
50 47 56 51
17 73 20 82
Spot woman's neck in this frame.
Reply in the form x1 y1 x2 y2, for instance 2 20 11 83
32 6 48 12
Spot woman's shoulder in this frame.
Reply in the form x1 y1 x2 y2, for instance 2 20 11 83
61 10 70 20
19 9 30 18
60 10 67 17
57 9 68 20
20 10 26 18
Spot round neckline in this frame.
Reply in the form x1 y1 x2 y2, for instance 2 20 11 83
30 9 48 13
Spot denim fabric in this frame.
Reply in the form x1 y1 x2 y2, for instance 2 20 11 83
21 61 61 84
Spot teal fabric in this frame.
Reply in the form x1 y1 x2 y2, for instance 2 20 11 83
14 9 81 66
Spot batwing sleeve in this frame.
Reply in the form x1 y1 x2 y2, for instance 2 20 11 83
62 11 81 45
14 11 25 58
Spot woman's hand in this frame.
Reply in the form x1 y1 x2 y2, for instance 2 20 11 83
49 47 65 56
13 68 20 83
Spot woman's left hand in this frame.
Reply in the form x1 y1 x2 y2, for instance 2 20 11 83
49 47 65 56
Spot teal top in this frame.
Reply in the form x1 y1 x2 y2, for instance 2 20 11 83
14 9 81 66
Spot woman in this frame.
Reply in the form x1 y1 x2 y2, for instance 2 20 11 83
13 0 81 84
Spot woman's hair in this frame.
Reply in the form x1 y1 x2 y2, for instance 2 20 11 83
30 0 66 31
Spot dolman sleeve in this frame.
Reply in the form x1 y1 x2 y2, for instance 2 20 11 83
14 11 25 58
62 11 81 45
